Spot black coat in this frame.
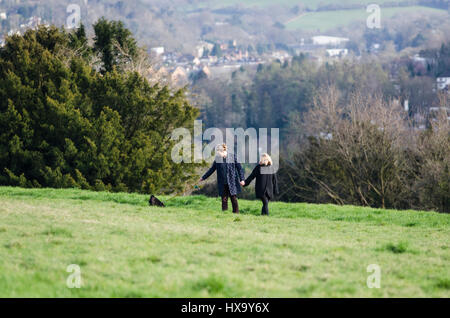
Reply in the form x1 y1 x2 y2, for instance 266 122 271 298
202 153 245 197
244 165 279 200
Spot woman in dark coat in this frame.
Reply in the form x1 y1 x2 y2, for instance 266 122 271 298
244 154 279 216
200 144 245 214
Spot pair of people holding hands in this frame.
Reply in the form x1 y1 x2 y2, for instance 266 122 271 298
199 144 278 216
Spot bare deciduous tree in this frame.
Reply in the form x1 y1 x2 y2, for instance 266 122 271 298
285 86 415 209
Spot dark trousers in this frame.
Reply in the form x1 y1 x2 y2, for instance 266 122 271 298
261 194 270 216
222 184 239 213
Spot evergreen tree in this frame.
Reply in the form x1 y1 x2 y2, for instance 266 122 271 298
68 24 91 59
93 18 138 73
0 23 200 194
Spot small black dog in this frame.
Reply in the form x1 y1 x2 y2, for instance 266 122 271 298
149 195 165 207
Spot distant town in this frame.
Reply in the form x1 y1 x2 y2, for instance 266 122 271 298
1 10 449 126
150 36 355 86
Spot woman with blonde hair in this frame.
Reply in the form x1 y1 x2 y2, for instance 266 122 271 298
244 153 279 216
200 144 245 214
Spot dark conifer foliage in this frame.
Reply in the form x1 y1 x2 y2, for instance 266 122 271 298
0 23 199 194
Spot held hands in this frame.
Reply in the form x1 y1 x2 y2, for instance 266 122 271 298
200 177 244 186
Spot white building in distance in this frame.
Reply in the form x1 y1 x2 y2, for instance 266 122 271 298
436 77 450 90
326 48 348 57
151 47 165 56
312 36 349 46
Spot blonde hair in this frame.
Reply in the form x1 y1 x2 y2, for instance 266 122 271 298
216 143 227 152
216 143 228 157
260 153 273 166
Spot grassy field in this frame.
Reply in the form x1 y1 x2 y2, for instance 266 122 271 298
0 187 449 298
285 6 448 31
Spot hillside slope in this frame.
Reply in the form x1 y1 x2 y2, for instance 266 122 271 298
0 187 448 297
285 6 448 31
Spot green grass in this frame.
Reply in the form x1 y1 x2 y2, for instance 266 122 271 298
0 187 449 297
285 6 448 31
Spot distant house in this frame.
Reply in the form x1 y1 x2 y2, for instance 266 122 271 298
369 43 381 54
171 67 188 85
195 42 214 58
436 77 450 90
428 106 450 123
312 36 349 46
0 12 7 20
412 54 427 65
151 47 165 56
411 54 436 73
178 54 195 64
8 30 21 36
22 16 42 29
272 50 290 61
201 65 211 78
208 56 218 64
326 49 348 57
195 46 204 58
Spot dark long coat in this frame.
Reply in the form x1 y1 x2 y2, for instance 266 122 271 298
202 153 245 197
244 165 279 200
